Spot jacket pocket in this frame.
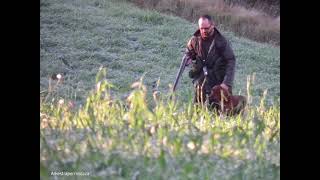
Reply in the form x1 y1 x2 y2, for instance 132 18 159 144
214 59 226 82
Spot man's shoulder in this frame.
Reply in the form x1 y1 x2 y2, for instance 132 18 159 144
188 29 201 40
187 36 198 49
189 35 199 42
193 29 201 37
187 31 201 48
214 28 225 39
214 29 228 48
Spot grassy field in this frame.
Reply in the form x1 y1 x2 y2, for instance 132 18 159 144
40 0 280 179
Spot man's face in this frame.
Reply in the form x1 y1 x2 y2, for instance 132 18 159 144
198 18 214 40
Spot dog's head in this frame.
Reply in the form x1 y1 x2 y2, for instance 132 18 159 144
209 85 231 104
209 85 247 115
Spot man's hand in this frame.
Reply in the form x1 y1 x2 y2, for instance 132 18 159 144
220 83 229 91
185 57 192 66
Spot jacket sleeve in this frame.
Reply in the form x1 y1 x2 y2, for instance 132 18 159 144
221 40 236 87
185 37 197 64
185 37 204 78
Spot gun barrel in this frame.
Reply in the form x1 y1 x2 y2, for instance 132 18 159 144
173 54 187 92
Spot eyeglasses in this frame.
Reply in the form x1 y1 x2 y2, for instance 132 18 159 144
200 25 213 31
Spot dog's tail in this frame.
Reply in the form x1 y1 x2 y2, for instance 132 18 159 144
152 79 161 103
233 96 247 114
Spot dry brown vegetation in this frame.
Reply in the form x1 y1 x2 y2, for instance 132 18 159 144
129 0 280 45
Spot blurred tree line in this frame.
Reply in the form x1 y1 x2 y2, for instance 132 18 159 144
224 0 280 17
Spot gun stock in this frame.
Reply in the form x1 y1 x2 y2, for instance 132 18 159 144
172 54 187 92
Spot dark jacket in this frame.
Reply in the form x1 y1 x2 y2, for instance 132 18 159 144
185 28 236 89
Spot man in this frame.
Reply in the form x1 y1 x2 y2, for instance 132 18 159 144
184 15 236 105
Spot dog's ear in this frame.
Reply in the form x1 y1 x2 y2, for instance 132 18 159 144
210 85 221 101
220 89 228 102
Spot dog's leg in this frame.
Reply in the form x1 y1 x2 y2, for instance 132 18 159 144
220 90 225 113
200 77 207 108
196 84 200 105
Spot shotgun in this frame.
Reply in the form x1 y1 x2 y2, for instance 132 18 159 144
172 54 188 92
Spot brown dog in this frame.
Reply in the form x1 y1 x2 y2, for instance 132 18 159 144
208 85 246 115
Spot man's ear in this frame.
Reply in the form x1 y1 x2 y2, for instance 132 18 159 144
209 24 214 32
211 21 215 28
